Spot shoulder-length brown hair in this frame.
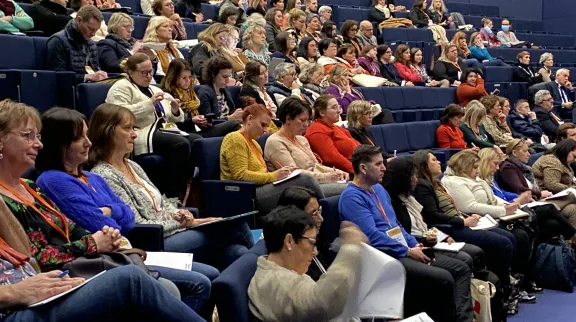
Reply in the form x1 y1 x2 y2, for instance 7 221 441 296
161 58 194 96
86 103 136 170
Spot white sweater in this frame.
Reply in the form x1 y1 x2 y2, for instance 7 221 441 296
441 168 507 218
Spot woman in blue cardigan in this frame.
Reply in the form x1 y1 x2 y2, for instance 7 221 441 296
469 32 506 67
34 107 219 320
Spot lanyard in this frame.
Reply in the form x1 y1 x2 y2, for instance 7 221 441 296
241 131 268 170
450 61 462 72
0 180 70 243
364 132 375 145
280 129 319 162
122 160 160 212
352 181 391 225
0 236 29 266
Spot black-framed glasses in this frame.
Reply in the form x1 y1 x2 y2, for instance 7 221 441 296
138 70 154 77
300 236 318 247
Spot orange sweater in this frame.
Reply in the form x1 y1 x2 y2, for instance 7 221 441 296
456 78 488 106
436 124 467 149
304 120 360 173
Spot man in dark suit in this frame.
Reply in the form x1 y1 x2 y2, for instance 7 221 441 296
533 89 562 142
543 69 576 122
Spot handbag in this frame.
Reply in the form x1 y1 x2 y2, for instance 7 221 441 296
471 278 496 322
532 237 576 292
62 248 160 280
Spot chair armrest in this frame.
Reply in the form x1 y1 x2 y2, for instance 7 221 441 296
202 180 256 218
125 224 164 251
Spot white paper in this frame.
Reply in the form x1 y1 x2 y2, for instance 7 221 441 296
176 39 199 48
142 42 166 51
543 188 576 200
400 313 435 322
433 242 465 253
28 271 107 307
470 215 498 230
144 252 193 271
273 169 302 185
331 243 405 321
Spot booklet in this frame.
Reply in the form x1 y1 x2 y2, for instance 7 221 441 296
499 209 530 221
470 215 498 230
273 169 302 185
144 252 193 271
28 270 107 307
188 211 258 228
433 242 466 253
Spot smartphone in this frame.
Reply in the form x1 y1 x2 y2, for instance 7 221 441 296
205 113 217 122
422 248 436 260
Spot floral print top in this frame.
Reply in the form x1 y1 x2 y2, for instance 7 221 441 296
0 180 97 271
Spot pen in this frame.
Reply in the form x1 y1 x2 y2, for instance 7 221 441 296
56 270 69 278
471 142 476 148
275 160 283 169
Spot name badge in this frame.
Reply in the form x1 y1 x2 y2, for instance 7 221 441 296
457 71 462 80
85 66 95 74
386 227 408 247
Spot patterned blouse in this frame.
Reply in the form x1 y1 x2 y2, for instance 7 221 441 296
0 180 97 271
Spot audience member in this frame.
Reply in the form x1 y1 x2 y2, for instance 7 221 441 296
34 107 220 319
296 36 319 66
370 0 394 24
507 99 547 144
219 6 239 25
142 16 184 79
459 100 500 150
271 31 300 71
196 56 243 121
238 60 277 115
410 0 447 43
318 38 339 74
219 103 325 214
305 95 360 174
538 52 554 82
394 44 424 85
105 54 194 198
318 5 331 24
546 68 575 122
339 145 473 322
428 0 454 29
46 5 107 84
304 0 317 14
479 17 501 47
358 45 382 77
219 25 248 79
357 20 377 47
377 44 406 86
513 51 543 86
456 69 487 105
304 14 322 42
320 20 342 46
189 23 229 79
248 206 366 321
219 0 247 27
267 62 301 107
433 44 467 86
70 0 107 41
325 66 365 115
450 31 482 70
469 32 506 66
410 47 449 87
436 104 467 149
480 95 518 147
285 8 306 42
98 13 156 73
340 20 361 55
532 139 576 193
152 0 187 40
497 18 532 48
175 0 205 22
556 122 576 143
264 8 282 51
270 0 284 11
298 63 325 102
246 0 266 16
29 0 71 37
347 101 395 154
243 25 271 66
335 43 366 75
264 97 348 196
0 0 33 34
533 89 562 141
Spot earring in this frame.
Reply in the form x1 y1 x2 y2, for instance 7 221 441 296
0 150 3 160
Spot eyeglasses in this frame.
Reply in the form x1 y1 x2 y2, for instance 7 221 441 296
121 24 134 32
327 104 342 112
300 236 317 247
311 206 322 217
137 70 154 77
13 131 41 143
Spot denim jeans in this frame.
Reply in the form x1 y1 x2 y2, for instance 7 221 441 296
164 220 255 269
149 263 219 319
3 265 205 322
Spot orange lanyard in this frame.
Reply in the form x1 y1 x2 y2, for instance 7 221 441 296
259 88 274 112
0 180 70 243
353 181 391 225
450 61 462 72
79 175 96 192
241 131 268 170
0 236 29 266
280 129 317 159
122 160 160 212
364 133 375 146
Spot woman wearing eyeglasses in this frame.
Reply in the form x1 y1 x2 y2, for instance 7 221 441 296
97 13 156 74
142 16 185 79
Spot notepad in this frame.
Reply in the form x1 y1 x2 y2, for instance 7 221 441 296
499 209 530 221
144 252 193 271
470 215 498 230
433 242 466 252
273 169 302 185
189 211 257 228
28 270 107 307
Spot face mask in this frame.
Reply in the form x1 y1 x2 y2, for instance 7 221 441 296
484 26 492 34
502 25 510 32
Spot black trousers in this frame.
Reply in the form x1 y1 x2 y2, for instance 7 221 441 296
437 243 485 272
534 204 576 241
152 129 201 198
399 254 473 322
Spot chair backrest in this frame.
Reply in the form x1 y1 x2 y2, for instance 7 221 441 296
194 136 225 180
76 83 113 118
212 252 259 322
0 35 37 70
319 195 341 264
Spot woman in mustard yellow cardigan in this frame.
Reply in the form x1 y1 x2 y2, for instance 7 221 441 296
220 103 324 215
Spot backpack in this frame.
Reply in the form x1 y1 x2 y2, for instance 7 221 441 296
533 237 576 292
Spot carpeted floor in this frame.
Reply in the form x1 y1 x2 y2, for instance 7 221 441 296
508 288 576 322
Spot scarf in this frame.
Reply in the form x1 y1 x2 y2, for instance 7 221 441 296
0 0 15 16
106 33 135 50
509 157 538 187
518 62 534 77
374 4 391 18
156 42 180 74
175 88 200 116
0 198 30 260
399 195 427 237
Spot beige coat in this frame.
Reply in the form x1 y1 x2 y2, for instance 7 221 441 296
532 154 575 193
264 131 340 183
248 244 362 322
105 78 184 156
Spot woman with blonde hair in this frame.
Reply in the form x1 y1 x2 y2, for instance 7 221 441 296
285 8 306 42
142 16 184 78
151 0 187 40
325 66 365 116
432 44 467 85
428 0 455 29
247 0 266 16
219 25 249 78
188 23 229 79
346 100 394 155
450 31 482 70
243 24 271 66
459 100 502 152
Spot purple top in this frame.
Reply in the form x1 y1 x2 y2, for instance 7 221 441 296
358 56 381 77
325 85 364 115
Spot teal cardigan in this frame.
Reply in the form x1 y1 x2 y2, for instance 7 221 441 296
0 1 34 33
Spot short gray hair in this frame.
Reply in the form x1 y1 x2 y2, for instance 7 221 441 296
298 63 323 83
274 62 295 79
556 68 570 77
535 89 551 105
318 5 332 14
108 12 133 34
539 52 553 64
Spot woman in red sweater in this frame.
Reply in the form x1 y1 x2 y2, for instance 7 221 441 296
393 44 424 85
436 104 468 149
456 69 488 106
305 94 360 173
